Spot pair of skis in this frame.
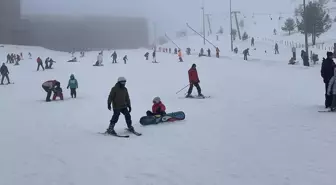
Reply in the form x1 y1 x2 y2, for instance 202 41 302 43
99 129 142 138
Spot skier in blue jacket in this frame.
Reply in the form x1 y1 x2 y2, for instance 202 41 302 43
67 74 78 98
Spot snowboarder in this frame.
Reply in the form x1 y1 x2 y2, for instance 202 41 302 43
67 74 78 98
186 64 204 98
321 52 335 108
67 57 77 63
216 47 220 58
251 37 255 46
243 48 250 60
144 52 149 60
207 48 211 57
178 49 183 62
292 46 296 60
327 68 336 111
14 54 20 65
42 80 60 102
123 55 128 64
0 63 10 85
28 52 32 59
174 48 178 54
146 97 166 116
36 57 44 71
111 51 117 63
274 43 279 54
106 77 134 135
169 48 171 53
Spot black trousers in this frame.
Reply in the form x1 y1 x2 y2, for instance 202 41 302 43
244 55 248 60
108 108 133 130
112 58 117 63
42 85 52 101
325 82 333 108
70 88 77 98
1 74 10 84
187 83 202 95
37 62 44 71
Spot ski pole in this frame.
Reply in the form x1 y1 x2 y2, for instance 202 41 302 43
176 84 190 94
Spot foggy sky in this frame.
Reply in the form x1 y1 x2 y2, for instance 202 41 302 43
21 0 295 40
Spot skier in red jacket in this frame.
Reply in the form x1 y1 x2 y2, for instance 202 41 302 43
146 97 166 116
186 64 204 98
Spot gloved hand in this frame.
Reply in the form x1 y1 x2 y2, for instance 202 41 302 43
128 106 132 113
108 104 111 111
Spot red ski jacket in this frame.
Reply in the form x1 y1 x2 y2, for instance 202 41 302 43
188 68 200 84
37 57 42 63
152 102 166 114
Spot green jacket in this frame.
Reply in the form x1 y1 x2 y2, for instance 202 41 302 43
67 75 78 89
108 83 131 109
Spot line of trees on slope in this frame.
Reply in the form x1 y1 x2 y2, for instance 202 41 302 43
281 0 333 45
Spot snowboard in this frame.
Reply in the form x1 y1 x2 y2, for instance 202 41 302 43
139 111 185 126
318 110 335 113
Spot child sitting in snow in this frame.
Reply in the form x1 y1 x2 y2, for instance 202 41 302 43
52 82 64 100
146 97 166 116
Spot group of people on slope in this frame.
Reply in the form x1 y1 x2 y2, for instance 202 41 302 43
41 74 79 102
105 63 203 135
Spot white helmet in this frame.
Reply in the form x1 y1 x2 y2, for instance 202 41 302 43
117 76 126 82
153 97 161 103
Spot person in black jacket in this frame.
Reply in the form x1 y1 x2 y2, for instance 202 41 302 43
0 63 10 85
321 52 335 108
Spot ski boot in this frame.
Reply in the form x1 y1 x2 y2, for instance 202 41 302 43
105 128 117 135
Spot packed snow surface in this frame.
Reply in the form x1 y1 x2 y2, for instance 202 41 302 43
0 43 336 185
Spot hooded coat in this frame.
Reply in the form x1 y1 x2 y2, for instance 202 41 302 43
67 74 78 89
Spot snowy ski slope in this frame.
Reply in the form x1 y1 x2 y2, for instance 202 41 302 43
1 37 336 185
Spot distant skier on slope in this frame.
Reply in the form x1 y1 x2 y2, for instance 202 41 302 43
146 97 166 116
36 57 45 71
178 49 183 62
123 55 128 64
144 52 149 60
111 51 117 63
243 48 250 60
186 64 204 98
106 77 134 135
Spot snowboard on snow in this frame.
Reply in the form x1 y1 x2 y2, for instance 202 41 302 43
139 111 186 126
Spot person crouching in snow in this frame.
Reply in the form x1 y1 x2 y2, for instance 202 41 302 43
67 74 78 98
52 82 64 101
327 68 336 111
42 80 60 102
146 97 166 116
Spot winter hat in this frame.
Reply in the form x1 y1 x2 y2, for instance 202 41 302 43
117 76 127 83
327 52 333 57
153 97 161 103
191 64 196 68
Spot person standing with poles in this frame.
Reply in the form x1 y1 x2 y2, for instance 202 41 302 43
186 64 204 98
